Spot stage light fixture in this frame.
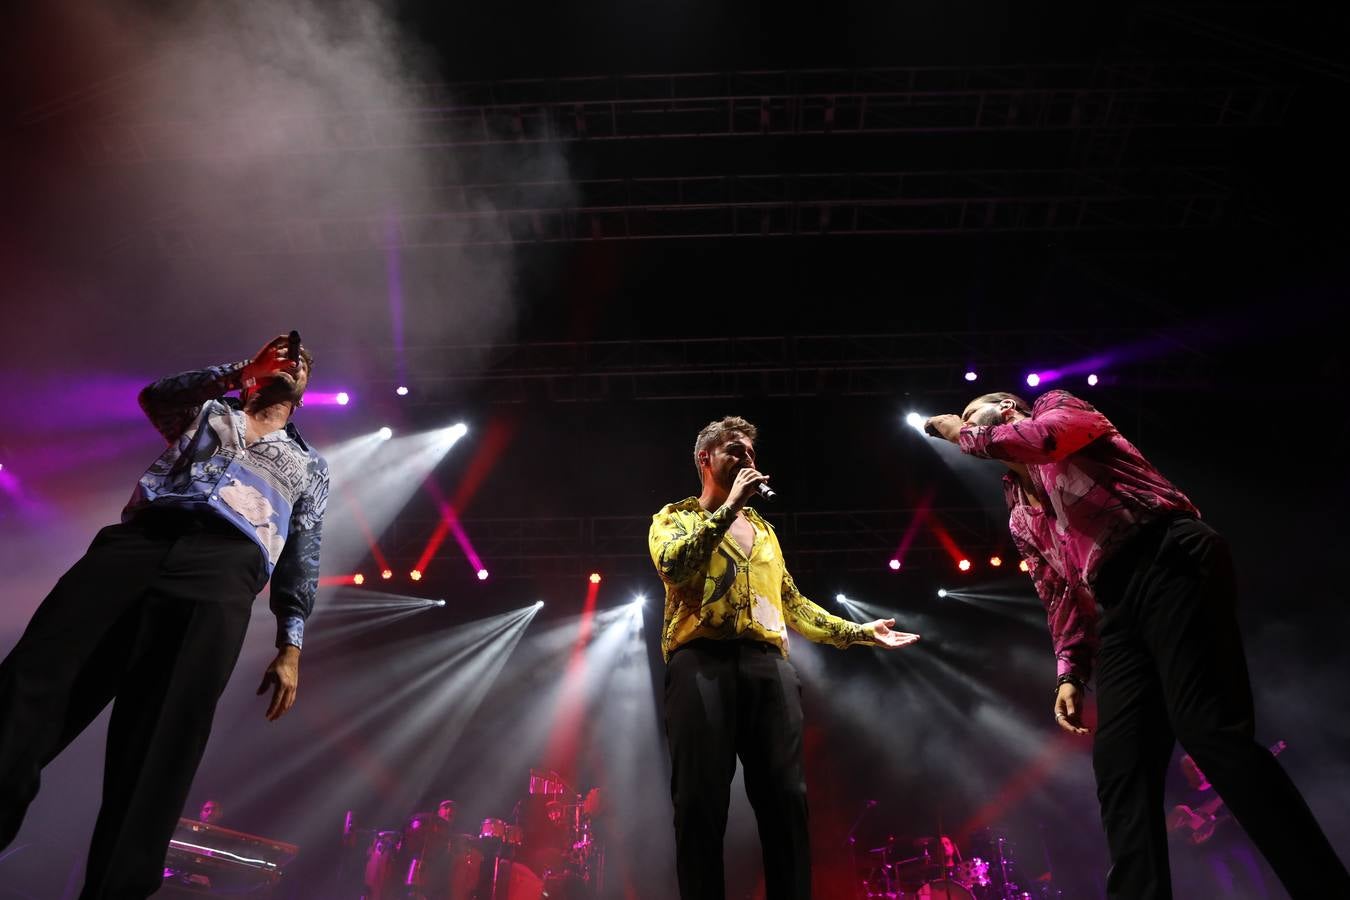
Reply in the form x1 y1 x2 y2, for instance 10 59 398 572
937 589 948 598
381 569 393 580
588 573 602 584
353 573 365 585
888 559 901 571
396 386 409 396
964 371 978 382
1019 559 1030 573
904 412 926 431
377 426 393 440
476 568 490 581
1087 374 1099 386
336 392 350 406
989 556 1003 567
410 569 422 581
1026 373 1041 388
958 559 972 572
436 599 446 607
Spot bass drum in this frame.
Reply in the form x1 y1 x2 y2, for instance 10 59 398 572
916 878 978 900
498 860 544 900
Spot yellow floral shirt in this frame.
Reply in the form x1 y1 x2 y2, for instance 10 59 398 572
648 497 876 661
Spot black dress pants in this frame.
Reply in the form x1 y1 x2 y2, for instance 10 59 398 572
664 638 811 900
1091 516 1349 899
0 511 266 899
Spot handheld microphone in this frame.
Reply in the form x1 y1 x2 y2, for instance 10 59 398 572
923 421 940 437
287 330 302 361
757 482 777 501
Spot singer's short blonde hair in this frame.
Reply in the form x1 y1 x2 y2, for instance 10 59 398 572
693 416 758 479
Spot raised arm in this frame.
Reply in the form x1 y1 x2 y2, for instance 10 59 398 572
648 505 736 584
138 362 248 444
959 391 1113 464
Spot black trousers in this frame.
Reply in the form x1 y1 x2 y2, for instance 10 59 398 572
1091 516 1349 899
0 511 266 900
664 638 811 900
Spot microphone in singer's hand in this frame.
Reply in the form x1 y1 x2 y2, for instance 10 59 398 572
923 420 940 437
757 482 777 501
287 330 302 361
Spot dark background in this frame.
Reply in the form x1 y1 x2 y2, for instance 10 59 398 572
1 2 1347 898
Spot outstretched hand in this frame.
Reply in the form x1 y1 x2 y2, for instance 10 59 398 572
868 618 920 649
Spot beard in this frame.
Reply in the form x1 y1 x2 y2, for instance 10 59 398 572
247 374 305 409
969 407 1003 427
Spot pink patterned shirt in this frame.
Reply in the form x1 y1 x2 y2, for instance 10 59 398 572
958 390 1199 681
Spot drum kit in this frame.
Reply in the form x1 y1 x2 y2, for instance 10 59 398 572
348 770 603 900
857 829 1060 900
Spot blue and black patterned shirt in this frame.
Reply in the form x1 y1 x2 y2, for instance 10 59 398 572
123 361 329 649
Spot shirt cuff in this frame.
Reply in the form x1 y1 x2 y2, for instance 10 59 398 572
277 615 305 650
1056 655 1088 682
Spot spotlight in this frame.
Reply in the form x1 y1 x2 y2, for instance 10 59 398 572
588 573 602 584
989 556 1003 567
964 370 978 382
631 595 645 608
336 392 350 406
396 386 409 396
835 593 847 603
0 463 5 472
377 426 393 440
353 573 365 585
1019 559 1030 572
1086 374 1099 387
410 569 422 581
904 412 925 431
436 599 446 607
535 600 545 609
937 589 948 598
381 569 393 580
449 422 469 440
888 559 901 571
1026 373 1041 388
957 559 971 572
476 568 489 581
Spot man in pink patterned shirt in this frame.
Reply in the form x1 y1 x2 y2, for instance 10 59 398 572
927 389 1347 900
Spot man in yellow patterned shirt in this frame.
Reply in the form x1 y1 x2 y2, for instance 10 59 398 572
649 416 919 900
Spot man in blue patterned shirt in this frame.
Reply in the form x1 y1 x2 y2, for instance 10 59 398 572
0 334 329 900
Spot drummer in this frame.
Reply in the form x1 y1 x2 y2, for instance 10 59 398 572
939 834 962 876
436 799 458 826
